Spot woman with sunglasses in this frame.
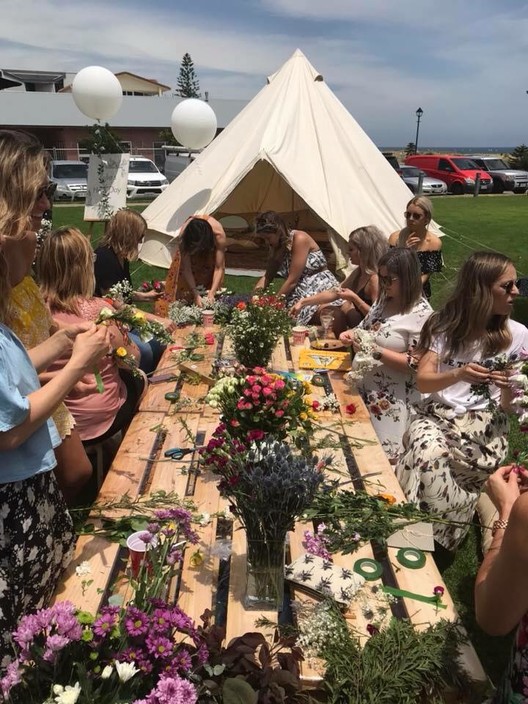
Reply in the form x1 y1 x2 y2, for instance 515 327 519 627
254 211 342 326
290 225 388 335
396 251 527 563
0 130 110 662
340 247 432 462
388 195 443 299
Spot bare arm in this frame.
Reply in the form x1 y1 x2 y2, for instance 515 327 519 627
207 227 227 301
276 232 313 297
0 326 110 451
27 324 92 373
416 350 491 393
475 469 528 636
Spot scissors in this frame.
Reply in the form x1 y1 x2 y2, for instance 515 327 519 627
163 446 206 460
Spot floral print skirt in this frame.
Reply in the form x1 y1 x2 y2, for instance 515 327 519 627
0 471 75 669
395 402 508 551
493 612 528 703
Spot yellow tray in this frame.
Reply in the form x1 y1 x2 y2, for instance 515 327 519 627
298 348 352 371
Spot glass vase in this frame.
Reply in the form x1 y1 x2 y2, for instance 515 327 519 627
244 535 285 611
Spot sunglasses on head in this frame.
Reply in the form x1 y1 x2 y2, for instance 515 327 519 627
36 182 57 201
255 224 277 234
404 211 423 221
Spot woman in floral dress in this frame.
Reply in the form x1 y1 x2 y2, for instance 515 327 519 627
396 251 528 554
340 248 432 463
254 211 342 326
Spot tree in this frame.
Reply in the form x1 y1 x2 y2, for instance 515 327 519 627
507 144 528 170
176 53 201 98
405 142 416 157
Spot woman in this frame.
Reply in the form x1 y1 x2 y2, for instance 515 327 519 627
0 129 110 662
254 211 342 326
396 251 528 555
388 195 443 299
94 209 174 374
38 227 145 445
290 225 388 335
156 215 227 315
475 464 528 702
340 248 432 462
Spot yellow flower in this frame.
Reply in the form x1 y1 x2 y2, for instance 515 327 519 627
132 310 146 323
189 549 204 568
299 412 307 421
115 347 128 358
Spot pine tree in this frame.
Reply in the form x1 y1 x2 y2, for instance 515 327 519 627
507 144 528 170
405 142 416 157
176 53 201 98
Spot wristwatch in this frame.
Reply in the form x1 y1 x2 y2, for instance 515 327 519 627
372 348 383 361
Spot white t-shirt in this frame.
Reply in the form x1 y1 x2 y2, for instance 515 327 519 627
428 319 528 415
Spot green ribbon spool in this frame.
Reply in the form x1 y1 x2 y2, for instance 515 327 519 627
396 548 426 570
353 558 383 581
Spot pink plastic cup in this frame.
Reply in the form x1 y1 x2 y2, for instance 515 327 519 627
202 310 214 327
292 326 309 345
126 531 157 578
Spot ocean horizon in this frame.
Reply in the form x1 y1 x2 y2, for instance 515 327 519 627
381 146 515 154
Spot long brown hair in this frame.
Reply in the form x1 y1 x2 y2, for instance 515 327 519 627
100 209 147 261
377 247 423 314
255 211 291 286
37 227 95 313
417 250 513 358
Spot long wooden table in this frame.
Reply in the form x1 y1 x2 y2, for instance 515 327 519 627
53 326 487 693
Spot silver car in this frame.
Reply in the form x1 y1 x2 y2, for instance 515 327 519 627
400 165 448 195
51 160 88 201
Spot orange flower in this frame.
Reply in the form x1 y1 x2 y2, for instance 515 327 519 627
377 493 396 505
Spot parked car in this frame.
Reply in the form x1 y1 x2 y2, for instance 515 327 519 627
126 157 169 198
163 149 200 182
50 160 88 201
404 154 493 195
399 165 448 195
465 156 528 194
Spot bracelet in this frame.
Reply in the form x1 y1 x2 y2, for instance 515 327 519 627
491 518 508 537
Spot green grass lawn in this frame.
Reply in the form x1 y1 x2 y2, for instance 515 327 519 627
51 195 528 684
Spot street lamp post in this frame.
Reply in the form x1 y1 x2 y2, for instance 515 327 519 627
415 107 423 154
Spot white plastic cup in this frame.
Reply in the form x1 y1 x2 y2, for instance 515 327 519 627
202 310 214 327
292 326 309 345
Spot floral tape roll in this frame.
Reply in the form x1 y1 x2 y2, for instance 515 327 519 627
353 558 383 581
396 548 426 569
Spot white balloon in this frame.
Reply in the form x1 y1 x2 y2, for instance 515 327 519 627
72 66 123 121
171 99 217 149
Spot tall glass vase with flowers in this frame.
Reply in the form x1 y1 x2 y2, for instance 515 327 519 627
201 436 328 610
224 294 293 369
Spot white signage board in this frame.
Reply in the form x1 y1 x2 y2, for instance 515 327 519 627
84 153 130 222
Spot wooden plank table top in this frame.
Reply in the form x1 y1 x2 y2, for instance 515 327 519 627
54 327 487 689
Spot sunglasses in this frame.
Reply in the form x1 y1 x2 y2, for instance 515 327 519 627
404 211 423 221
379 274 399 286
36 182 57 201
499 280 517 294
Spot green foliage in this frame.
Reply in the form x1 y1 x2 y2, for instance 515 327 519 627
176 52 201 98
78 123 123 155
506 144 528 170
405 142 416 157
315 607 483 704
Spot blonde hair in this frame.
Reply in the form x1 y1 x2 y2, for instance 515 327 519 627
418 250 513 358
348 225 388 275
100 208 147 261
37 227 95 313
254 211 291 286
0 130 48 241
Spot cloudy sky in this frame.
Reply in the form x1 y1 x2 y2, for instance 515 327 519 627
2 0 528 146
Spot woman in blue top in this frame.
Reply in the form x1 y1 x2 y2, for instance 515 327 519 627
0 130 110 666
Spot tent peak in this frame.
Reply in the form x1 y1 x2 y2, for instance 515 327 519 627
267 49 323 85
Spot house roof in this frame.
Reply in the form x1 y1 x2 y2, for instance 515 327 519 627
0 69 65 90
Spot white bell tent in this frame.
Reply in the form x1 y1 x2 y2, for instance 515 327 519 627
140 49 432 272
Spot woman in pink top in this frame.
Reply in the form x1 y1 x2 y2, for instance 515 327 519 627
37 227 144 443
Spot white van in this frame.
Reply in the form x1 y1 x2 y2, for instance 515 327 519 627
127 156 169 198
